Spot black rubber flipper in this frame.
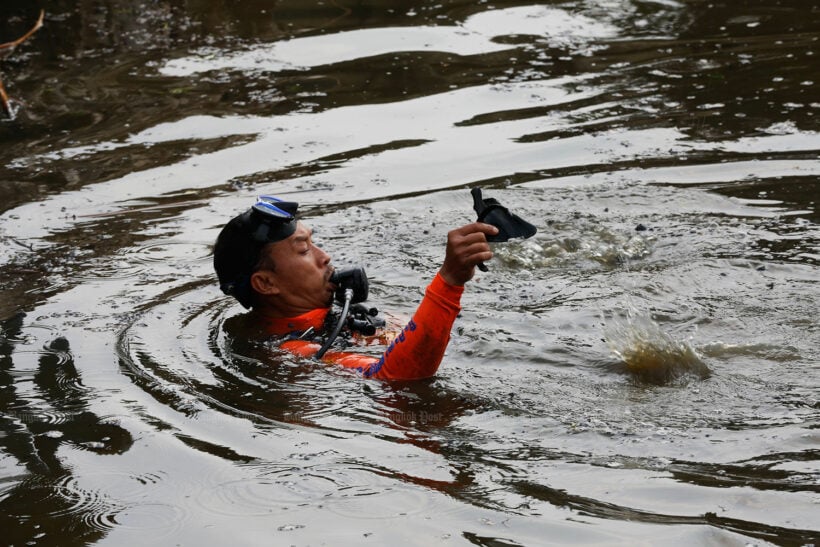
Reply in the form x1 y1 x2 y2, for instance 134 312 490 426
472 188 537 242
471 187 537 271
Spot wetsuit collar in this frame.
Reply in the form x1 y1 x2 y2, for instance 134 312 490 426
258 307 330 336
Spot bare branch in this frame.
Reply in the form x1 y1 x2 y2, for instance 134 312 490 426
0 10 45 52
1 10 45 118
0 78 11 118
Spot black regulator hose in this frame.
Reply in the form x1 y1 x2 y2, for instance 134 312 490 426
314 287 353 360
313 266 370 360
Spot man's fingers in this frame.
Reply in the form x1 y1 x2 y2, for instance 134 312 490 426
458 242 493 260
440 222 499 286
449 226 496 250
451 222 498 237
449 227 494 264
449 235 490 254
476 222 499 236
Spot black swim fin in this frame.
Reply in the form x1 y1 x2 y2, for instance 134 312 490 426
471 187 537 271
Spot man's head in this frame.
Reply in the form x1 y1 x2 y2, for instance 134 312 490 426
214 196 334 315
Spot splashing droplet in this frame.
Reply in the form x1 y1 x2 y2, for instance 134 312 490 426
604 309 709 385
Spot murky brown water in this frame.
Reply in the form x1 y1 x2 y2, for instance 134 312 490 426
1 1 818 545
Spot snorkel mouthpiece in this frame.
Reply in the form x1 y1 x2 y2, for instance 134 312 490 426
471 187 537 271
315 266 371 360
330 267 369 304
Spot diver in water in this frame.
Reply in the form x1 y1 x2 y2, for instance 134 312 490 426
213 195 500 380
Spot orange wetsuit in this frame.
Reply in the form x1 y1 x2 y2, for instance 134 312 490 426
260 273 463 380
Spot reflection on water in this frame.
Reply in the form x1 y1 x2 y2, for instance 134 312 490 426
1 0 818 545
0 313 134 544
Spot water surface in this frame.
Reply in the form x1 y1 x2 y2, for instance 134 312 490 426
1 1 818 545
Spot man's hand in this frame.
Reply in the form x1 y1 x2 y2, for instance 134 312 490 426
438 222 498 286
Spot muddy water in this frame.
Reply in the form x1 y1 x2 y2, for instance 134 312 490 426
1 1 818 545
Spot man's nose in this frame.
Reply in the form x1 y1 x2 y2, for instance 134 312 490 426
317 246 331 265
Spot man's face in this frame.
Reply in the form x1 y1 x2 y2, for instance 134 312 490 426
255 221 335 314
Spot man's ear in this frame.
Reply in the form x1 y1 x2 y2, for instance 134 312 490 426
250 270 280 296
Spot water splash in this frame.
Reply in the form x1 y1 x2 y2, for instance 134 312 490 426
603 308 709 385
493 224 654 271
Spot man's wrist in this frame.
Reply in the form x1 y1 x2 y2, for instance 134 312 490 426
438 267 464 287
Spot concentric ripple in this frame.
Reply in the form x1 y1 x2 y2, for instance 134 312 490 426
115 276 386 436
49 474 123 534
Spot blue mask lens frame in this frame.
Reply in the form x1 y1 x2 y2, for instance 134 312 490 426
252 195 295 220
246 195 299 244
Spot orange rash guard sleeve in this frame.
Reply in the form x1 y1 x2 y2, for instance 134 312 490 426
280 272 464 380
